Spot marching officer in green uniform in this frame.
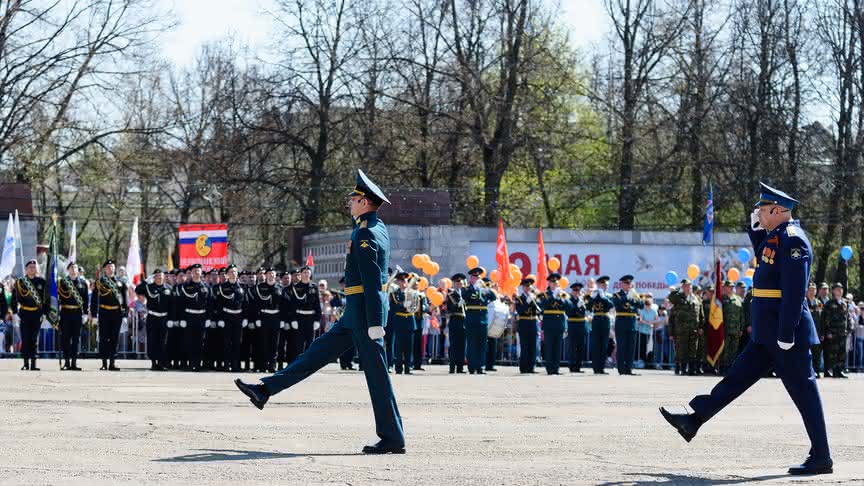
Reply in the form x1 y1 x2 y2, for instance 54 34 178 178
566 282 589 373
588 276 614 374
463 266 496 374
513 277 541 374
821 282 849 379
719 280 744 374
58 262 89 371
235 169 405 454
805 283 824 377
12 259 47 371
446 273 468 374
667 278 704 376
612 275 644 375
538 273 568 375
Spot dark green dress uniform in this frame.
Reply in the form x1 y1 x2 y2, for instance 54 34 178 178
612 275 644 375
257 170 405 453
389 279 416 374
11 267 47 370
58 272 89 370
213 270 246 372
821 286 849 378
565 283 588 373
90 262 128 371
135 272 171 370
514 281 541 374
537 274 568 375
587 277 614 374
445 275 468 374
463 267 496 374
720 283 744 371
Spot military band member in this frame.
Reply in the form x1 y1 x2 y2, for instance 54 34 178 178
566 282 589 373
412 280 429 371
463 266 496 374
136 269 171 371
612 275 644 375
250 268 282 373
513 277 541 374
588 276 614 374
12 259 47 371
176 263 209 372
538 273 568 375
91 260 128 371
236 169 405 454
58 262 88 371
389 272 415 374
446 273 468 374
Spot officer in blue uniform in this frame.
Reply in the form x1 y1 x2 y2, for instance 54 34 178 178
463 267 496 374
661 182 832 476
235 169 405 454
538 273 568 375
566 282 589 373
612 275 644 375
588 276 614 374
389 272 416 374
445 273 468 374
514 277 541 374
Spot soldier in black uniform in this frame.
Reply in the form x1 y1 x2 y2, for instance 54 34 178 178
176 263 209 371
58 262 89 370
251 268 282 372
446 273 468 374
290 266 321 356
165 269 185 369
203 271 226 371
91 260 128 371
513 277 541 374
12 259 47 370
566 282 589 373
277 268 298 369
240 271 257 371
213 264 246 372
136 269 171 371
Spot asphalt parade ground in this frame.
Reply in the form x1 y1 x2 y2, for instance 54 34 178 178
1 360 862 485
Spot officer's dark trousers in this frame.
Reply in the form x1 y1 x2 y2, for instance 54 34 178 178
20 310 42 360
448 319 466 372
166 326 185 367
296 317 316 355
205 326 224 367
241 326 256 367
591 322 610 372
260 320 405 447
225 317 243 371
394 328 413 373
384 325 395 368
690 342 830 460
146 316 167 364
465 323 488 372
567 324 587 372
544 326 563 374
98 310 122 361
258 316 280 370
485 337 497 370
615 323 636 374
412 327 423 369
518 322 537 373
183 316 205 369
60 312 83 361
277 328 291 365
339 345 355 368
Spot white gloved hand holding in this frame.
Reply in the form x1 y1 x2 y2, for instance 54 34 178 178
180 320 187 328
241 319 248 328
218 320 225 328
255 320 262 328
368 326 385 340
291 321 298 330
313 321 320 331
750 209 761 230
166 321 174 328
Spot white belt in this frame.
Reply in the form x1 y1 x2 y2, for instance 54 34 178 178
147 311 168 317
296 309 316 315
223 308 243 315
185 309 206 314
261 309 280 315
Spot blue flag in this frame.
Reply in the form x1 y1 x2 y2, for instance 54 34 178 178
44 216 59 325
703 185 714 245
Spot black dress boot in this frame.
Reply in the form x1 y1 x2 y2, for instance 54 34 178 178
30 359 40 371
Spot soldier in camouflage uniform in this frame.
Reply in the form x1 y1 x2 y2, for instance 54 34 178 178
805 283 824 377
719 280 744 373
695 285 713 375
821 282 850 379
667 279 705 376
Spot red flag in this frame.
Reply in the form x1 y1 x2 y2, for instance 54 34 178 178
706 259 725 366
306 251 314 267
495 219 514 291
536 227 548 292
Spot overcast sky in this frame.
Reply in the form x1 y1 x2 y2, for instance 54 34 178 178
158 0 611 67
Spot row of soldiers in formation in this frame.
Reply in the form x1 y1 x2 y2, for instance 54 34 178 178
665 278 854 379
4 259 335 373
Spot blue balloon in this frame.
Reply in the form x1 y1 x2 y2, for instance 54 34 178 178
840 245 854 261
737 248 752 264
665 271 678 286
742 276 753 288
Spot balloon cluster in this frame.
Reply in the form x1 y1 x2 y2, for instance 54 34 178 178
411 253 444 306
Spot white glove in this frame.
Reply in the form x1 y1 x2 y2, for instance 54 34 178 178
218 320 225 328
241 319 248 328
122 317 128 327
180 320 187 328
92 317 99 325
255 320 262 328
591 289 600 299
280 321 287 330
368 326 385 340
313 321 320 330
166 321 174 328
291 321 298 330
777 339 794 351
81 315 87 324
750 209 761 230
205 320 212 328
628 289 640 300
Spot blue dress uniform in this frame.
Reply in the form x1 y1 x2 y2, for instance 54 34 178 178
588 277 614 374
389 276 416 374
463 267 496 374
538 273 568 375
565 283 588 373
612 275 644 375
249 170 405 453
445 274 468 374
662 183 832 475
514 278 541 373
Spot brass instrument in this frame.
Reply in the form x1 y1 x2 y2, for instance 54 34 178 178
404 272 421 314
384 265 405 297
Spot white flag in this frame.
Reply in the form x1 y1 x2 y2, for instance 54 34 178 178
126 217 142 286
68 221 77 263
0 214 16 278
13 209 23 275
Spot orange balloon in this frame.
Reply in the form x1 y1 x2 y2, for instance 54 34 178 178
745 268 755 278
548 257 561 271
419 254 431 265
439 278 452 290
490 269 499 282
727 268 740 282
466 255 479 269
425 286 437 299
411 254 424 268
418 277 429 291
559 277 569 289
427 262 440 276
479 269 486 278
429 291 444 307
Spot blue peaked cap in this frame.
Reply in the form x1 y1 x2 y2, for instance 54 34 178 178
754 182 799 209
